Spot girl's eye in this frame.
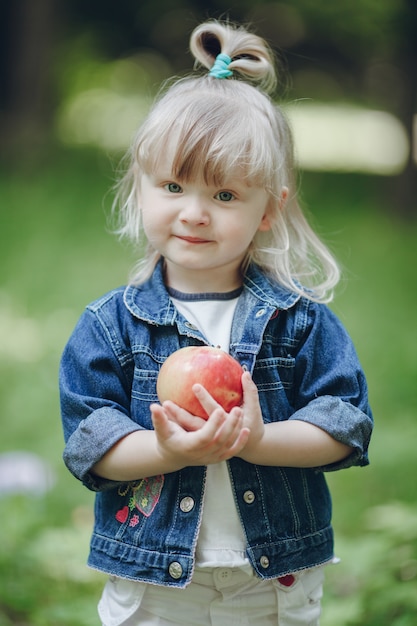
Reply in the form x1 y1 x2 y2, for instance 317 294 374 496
215 191 235 202
165 182 182 193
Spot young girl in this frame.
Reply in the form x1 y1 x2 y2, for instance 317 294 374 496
60 20 373 626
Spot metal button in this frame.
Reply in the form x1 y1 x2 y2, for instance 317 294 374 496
180 496 195 513
260 555 270 569
168 561 183 579
243 490 255 504
255 308 266 318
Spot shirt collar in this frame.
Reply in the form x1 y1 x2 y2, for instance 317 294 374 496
123 259 300 324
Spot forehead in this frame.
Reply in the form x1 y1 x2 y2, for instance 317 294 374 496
146 130 267 189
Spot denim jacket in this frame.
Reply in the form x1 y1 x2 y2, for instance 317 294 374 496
60 261 373 587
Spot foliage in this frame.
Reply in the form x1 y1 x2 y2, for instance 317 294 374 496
0 150 416 624
0 496 103 626
322 502 417 626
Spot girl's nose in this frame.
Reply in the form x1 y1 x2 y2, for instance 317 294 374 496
179 198 210 225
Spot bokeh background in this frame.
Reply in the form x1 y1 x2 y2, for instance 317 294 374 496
1 1 416 624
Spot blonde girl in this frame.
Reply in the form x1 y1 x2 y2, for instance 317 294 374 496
60 19 372 626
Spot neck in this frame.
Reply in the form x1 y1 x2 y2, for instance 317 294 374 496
163 262 243 294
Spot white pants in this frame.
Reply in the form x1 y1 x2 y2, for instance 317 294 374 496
98 565 325 626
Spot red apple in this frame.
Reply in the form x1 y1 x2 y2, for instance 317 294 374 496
156 346 244 419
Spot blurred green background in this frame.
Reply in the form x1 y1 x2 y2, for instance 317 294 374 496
0 1 416 624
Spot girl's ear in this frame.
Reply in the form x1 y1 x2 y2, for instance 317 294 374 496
258 186 289 232
279 186 289 208
258 212 272 232
258 195 275 232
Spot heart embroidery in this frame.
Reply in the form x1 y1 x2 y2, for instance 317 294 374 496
115 506 129 524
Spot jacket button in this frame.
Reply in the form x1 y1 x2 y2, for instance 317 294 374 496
243 490 255 504
168 561 183 579
179 496 195 513
260 555 270 569
255 308 266 318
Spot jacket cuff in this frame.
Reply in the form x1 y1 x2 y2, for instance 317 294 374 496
290 395 372 472
63 407 143 491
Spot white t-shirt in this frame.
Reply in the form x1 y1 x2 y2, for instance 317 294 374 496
169 287 249 567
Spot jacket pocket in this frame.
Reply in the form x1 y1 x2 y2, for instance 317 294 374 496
253 356 295 421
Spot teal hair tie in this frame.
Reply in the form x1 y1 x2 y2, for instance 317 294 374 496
209 53 233 79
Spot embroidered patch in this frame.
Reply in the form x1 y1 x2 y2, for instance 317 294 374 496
115 475 164 524
131 475 165 517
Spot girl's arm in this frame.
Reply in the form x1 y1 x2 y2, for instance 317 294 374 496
241 419 353 467
92 403 250 482
171 373 352 468
236 373 353 466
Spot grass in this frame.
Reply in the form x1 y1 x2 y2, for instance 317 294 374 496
0 149 416 624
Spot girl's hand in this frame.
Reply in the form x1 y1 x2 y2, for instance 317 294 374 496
150 400 250 467
157 371 266 463
191 371 267 462
190 371 264 435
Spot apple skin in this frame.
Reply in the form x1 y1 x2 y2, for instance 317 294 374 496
156 346 244 419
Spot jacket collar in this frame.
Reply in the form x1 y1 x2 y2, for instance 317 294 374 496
123 259 300 324
243 263 301 310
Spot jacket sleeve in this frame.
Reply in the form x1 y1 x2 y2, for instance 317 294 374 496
290 301 373 472
59 307 142 491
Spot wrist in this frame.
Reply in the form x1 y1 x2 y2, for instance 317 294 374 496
237 429 265 464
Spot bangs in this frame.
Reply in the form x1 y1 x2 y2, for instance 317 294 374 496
136 80 281 191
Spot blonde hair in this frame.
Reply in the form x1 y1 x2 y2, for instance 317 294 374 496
113 20 340 303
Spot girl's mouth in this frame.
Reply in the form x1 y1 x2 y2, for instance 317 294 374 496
176 236 212 244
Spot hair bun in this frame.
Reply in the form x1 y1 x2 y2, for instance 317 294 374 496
190 21 277 93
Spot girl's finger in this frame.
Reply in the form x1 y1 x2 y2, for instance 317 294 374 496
163 400 206 431
192 383 220 415
219 427 251 461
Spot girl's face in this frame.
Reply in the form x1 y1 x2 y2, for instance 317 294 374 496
139 164 272 292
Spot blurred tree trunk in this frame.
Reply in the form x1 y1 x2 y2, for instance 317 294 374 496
391 0 417 219
0 0 58 161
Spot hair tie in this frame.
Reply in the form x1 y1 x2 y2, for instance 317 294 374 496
209 53 233 79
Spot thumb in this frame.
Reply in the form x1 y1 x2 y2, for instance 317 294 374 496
241 370 260 404
150 403 171 438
